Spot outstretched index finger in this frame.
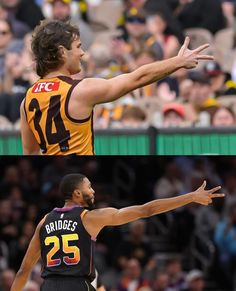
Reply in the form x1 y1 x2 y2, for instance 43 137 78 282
208 186 221 193
210 193 225 198
193 43 210 54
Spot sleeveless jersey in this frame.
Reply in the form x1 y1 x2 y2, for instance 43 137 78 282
40 206 95 282
24 76 94 155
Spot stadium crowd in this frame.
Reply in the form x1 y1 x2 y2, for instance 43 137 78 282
1 0 236 130
0 156 236 290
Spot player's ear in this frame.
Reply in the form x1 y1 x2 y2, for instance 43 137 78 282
58 45 66 58
73 189 82 199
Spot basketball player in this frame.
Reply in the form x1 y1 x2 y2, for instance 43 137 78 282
21 19 214 155
11 174 224 291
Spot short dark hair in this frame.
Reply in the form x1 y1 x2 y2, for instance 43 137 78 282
59 173 86 200
31 19 80 77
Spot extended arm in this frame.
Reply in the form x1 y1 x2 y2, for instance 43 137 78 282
10 217 45 291
78 37 213 106
83 181 224 237
20 99 41 155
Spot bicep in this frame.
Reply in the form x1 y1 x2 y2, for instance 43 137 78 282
89 206 147 228
20 100 40 155
79 74 138 106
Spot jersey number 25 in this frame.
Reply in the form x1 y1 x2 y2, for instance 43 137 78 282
45 233 80 267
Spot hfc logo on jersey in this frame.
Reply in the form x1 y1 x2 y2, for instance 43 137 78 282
32 82 60 93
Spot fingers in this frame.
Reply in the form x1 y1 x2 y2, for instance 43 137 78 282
183 36 190 50
196 55 214 60
178 36 190 56
200 198 212 206
208 186 221 193
200 180 206 189
210 193 225 198
193 43 210 53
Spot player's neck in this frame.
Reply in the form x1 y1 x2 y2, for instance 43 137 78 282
64 201 81 207
44 68 70 79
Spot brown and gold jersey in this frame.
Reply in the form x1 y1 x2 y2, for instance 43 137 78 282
24 76 94 155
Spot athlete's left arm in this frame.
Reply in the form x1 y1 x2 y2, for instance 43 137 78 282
10 217 45 291
20 99 41 155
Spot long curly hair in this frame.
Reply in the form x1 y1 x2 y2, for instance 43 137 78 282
31 19 80 78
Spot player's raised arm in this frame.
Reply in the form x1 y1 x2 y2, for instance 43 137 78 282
78 37 214 106
83 181 224 238
10 217 45 291
20 99 41 155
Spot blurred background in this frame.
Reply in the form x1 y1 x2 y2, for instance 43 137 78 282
0 156 236 290
2 0 236 154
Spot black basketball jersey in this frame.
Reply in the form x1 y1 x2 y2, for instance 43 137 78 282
40 206 95 281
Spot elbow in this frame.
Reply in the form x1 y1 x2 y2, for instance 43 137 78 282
23 147 40 155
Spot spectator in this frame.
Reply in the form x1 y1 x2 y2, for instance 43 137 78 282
166 258 187 290
152 271 169 291
0 199 18 246
203 61 236 97
88 42 113 78
221 0 235 27
146 12 180 58
154 160 185 199
211 106 236 127
122 9 150 56
118 106 147 128
8 220 35 270
0 19 14 89
179 78 194 103
0 0 33 38
116 220 153 270
143 0 185 42
162 102 187 127
195 200 224 239
115 258 151 291
0 269 15 291
185 71 220 124
182 269 204 291
47 0 94 50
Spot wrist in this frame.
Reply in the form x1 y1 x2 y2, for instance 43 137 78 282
173 55 185 69
190 192 196 203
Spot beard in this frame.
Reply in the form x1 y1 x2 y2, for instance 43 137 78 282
82 193 95 210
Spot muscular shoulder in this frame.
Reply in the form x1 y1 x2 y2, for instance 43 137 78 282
73 77 109 103
36 214 48 233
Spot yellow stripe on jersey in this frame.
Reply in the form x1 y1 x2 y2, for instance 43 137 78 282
80 209 88 219
24 76 94 155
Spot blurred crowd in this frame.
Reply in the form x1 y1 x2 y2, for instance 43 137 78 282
1 0 236 130
0 156 236 290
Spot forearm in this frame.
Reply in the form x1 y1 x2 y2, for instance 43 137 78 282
10 269 29 291
103 192 194 225
131 56 183 88
143 192 194 217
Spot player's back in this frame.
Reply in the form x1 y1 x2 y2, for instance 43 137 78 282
40 205 95 281
24 76 94 155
